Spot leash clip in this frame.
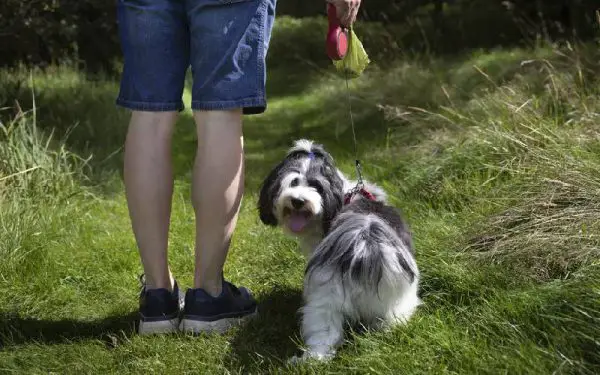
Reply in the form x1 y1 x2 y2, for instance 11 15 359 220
354 159 364 188
343 159 368 205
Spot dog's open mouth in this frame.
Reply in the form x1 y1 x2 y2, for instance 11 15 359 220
284 207 312 233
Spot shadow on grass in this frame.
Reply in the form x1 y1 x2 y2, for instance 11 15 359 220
225 286 303 371
0 311 137 348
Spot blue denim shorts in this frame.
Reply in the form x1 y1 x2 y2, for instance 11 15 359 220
116 0 276 114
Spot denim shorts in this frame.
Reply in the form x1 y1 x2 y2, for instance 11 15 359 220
116 0 276 114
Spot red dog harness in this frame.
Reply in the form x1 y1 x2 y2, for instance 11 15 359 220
344 187 377 205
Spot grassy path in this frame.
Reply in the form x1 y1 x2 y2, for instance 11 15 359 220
1 45 599 374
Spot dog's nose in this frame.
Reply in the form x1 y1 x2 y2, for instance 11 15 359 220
291 198 305 209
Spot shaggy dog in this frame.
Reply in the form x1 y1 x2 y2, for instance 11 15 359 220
258 139 420 361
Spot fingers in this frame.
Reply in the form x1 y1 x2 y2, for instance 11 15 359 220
328 0 361 27
347 2 360 26
342 0 361 27
335 2 348 26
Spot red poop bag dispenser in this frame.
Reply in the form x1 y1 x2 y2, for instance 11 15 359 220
326 3 348 61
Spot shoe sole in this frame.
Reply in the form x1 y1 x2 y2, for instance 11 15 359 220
138 318 180 335
180 310 258 334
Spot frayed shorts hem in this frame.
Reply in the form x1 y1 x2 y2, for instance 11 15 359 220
115 97 266 115
116 98 184 112
192 97 266 115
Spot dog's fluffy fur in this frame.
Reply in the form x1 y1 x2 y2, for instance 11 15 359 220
258 140 420 360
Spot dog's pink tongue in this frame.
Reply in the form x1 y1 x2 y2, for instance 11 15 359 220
289 212 308 233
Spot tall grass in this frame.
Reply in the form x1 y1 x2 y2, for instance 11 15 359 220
364 47 600 282
359 45 600 373
0 102 91 279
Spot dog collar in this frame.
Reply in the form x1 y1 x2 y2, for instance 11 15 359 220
344 188 376 205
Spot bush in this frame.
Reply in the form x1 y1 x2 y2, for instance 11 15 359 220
0 1 119 72
1 0 598 71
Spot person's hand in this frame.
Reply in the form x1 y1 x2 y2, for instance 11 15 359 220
326 0 362 27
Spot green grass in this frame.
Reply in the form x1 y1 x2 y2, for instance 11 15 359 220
1 33 600 374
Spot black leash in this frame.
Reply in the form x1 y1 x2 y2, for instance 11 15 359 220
343 41 364 191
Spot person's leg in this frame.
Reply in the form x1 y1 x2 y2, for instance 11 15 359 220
124 111 177 291
179 0 276 334
191 109 244 297
181 111 257 334
124 111 183 335
115 0 189 334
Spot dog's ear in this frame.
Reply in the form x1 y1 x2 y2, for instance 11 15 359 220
321 193 343 233
320 163 345 233
258 160 284 226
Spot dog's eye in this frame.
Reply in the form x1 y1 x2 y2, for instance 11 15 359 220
290 178 299 187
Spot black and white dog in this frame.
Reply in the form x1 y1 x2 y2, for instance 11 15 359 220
258 139 421 361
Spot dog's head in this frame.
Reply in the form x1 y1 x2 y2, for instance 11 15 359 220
258 139 345 236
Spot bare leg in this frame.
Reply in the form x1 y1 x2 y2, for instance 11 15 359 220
124 111 177 291
192 109 244 297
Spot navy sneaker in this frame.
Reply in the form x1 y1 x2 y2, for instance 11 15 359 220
138 275 184 335
180 280 258 334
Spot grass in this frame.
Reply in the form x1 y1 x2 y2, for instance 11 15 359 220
1 25 600 374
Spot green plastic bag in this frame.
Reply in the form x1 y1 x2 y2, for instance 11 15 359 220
333 28 370 78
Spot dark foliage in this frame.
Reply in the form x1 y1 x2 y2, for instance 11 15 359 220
0 1 120 72
278 0 599 53
0 0 598 71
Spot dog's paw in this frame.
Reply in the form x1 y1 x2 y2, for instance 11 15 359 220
287 355 304 365
288 350 335 365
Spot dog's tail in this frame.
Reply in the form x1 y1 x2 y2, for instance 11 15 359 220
306 212 418 290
